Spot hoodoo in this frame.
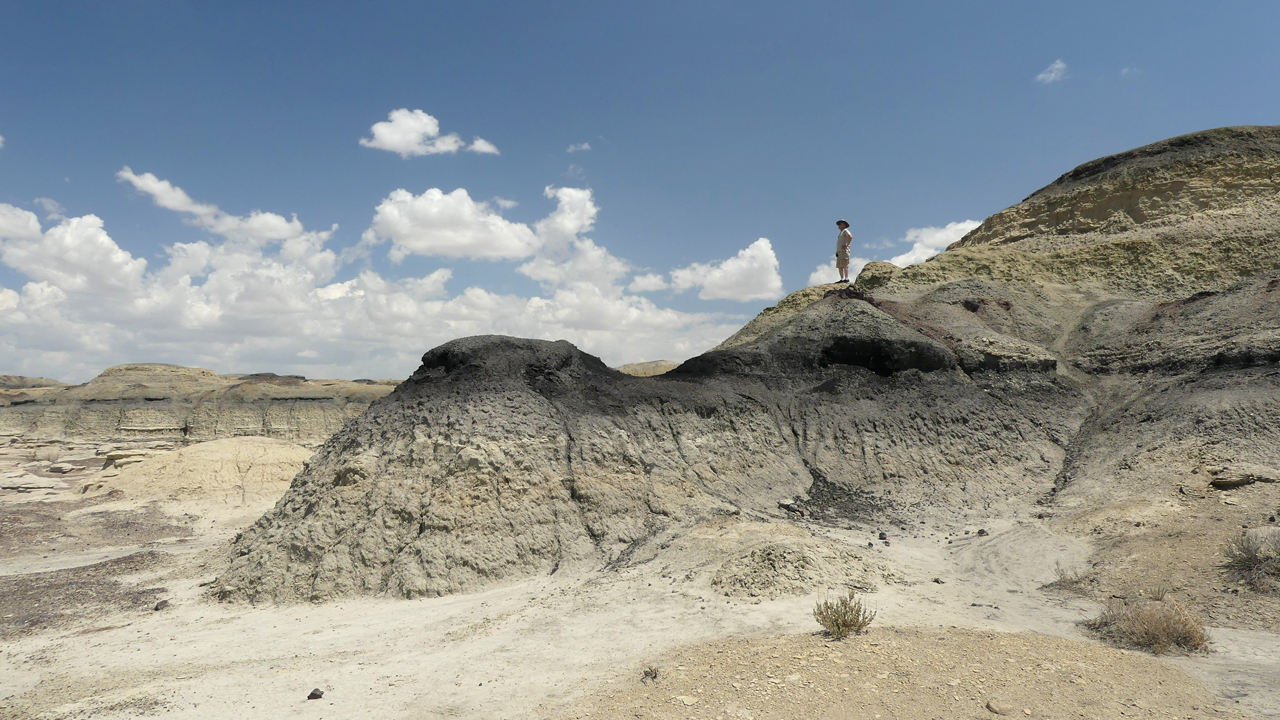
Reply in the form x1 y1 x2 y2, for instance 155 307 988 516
216 126 1280 603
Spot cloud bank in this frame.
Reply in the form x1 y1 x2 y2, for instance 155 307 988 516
0 173 774 381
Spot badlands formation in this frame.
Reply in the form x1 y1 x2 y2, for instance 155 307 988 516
1 125 1279 720
218 126 1280 604
0 363 396 448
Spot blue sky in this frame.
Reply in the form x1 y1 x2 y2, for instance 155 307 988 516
2 1 1277 381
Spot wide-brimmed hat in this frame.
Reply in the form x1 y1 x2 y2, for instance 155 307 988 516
836 219 848 225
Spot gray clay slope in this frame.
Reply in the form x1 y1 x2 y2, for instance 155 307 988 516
216 125 1280 603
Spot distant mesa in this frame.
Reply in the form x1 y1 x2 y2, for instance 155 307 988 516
95 363 219 380
615 360 680 377
215 125 1280 603
0 363 398 447
0 375 68 391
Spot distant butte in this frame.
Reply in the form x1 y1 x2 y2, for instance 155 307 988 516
0 363 397 447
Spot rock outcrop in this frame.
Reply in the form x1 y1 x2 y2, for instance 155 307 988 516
216 125 1280 603
0 364 396 447
951 125 1280 254
614 360 680 377
219 333 1075 602
98 436 314 507
0 375 66 390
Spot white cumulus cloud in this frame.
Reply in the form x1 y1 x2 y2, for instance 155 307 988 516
1036 59 1068 84
0 134 5 149
567 142 591 153
33 198 66 220
361 188 539 262
519 238 629 291
808 256 871 286
467 137 500 155
886 220 981 267
118 167 322 245
0 212 148 298
359 109 497 158
628 273 668 292
0 204 43 240
533 186 597 251
0 175 756 381
670 239 785 302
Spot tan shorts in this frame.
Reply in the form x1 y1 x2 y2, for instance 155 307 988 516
836 252 850 269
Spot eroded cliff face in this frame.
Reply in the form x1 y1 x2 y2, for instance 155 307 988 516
0 364 395 448
840 126 1280 302
219 316 1086 602
215 125 1280 603
953 125 1280 252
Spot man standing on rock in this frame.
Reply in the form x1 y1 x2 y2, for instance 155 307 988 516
835 219 853 283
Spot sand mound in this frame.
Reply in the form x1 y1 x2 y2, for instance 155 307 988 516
710 541 874 598
105 437 312 505
629 518 893 599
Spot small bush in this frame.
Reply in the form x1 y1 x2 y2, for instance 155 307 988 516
1041 560 1091 593
813 590 876 639
1082 598 1209 654
1224 531 1280 592
1143 583 1171 601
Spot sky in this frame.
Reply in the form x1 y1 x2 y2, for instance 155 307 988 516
1 1 1277 382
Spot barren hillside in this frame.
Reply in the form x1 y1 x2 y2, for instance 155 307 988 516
217 126 1280 614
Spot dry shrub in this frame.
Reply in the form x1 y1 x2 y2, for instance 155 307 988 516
1224 530 1280 592
1082 598 1209 654
1143 583 1171 601
813 590 875 639
1041 560 1091 594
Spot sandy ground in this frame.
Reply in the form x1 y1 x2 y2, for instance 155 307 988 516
1054 485 1280 632
565 628 1247 720
1 439 1278 720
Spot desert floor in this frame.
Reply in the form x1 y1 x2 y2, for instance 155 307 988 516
1 438 1278 720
